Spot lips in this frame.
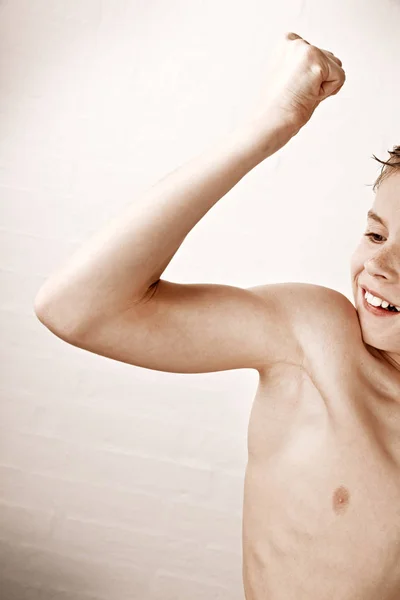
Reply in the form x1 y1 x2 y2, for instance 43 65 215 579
360 287 400 317
361 285 397 307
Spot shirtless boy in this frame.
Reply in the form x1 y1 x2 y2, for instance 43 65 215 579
34 32 400 599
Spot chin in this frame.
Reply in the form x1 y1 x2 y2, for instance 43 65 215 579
356 318 380 348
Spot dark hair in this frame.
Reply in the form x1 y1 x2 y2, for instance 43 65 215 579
372 145 400 192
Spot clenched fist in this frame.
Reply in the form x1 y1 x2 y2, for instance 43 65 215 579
249 32 346 137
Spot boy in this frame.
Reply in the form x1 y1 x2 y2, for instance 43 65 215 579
34 32 400 599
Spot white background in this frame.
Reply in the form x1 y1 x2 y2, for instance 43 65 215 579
1 0 399 598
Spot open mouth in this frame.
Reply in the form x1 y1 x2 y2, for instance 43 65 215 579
361 287 400 317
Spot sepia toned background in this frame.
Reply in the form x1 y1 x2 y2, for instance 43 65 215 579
1 0 400 598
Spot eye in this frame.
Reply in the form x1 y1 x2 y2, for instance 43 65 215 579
364 233 385 243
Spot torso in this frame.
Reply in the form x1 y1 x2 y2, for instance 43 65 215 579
242 292 400 600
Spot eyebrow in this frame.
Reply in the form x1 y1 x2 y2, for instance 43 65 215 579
367 210 388 228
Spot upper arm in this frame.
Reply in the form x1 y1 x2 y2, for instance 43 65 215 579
52 279 314 374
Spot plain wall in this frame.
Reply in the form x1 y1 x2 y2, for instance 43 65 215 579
1 0 400 598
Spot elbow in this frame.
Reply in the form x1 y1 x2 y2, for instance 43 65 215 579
34 289 50 328
34 292 82 343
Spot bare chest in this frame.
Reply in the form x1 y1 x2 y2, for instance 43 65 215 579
243 348 400 600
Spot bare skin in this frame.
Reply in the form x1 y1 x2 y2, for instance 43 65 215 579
243 293 400 600
243 171 400 599
33 33 400 599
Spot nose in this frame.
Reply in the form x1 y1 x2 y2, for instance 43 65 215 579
364 249 397 282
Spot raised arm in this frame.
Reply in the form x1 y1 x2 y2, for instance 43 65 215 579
34 116 292 340
34 33 345 373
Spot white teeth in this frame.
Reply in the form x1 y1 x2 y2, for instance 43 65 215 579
364 290 400 312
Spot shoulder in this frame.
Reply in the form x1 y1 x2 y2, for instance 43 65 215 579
249 281 363 369
251 281 359 334
291 283 364 371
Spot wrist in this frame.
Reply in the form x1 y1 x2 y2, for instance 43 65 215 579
232 114 298 164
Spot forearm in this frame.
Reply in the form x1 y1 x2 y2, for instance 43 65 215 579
35 116 295 336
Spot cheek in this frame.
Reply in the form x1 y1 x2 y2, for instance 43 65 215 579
350 245 363 274
349 242 369 284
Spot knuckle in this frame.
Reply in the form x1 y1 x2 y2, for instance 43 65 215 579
284 31 298 41
304 44 319 59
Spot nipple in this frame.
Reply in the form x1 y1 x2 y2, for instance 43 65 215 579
332 485 350 515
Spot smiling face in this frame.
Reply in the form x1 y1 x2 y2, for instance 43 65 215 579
350 170 400 368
